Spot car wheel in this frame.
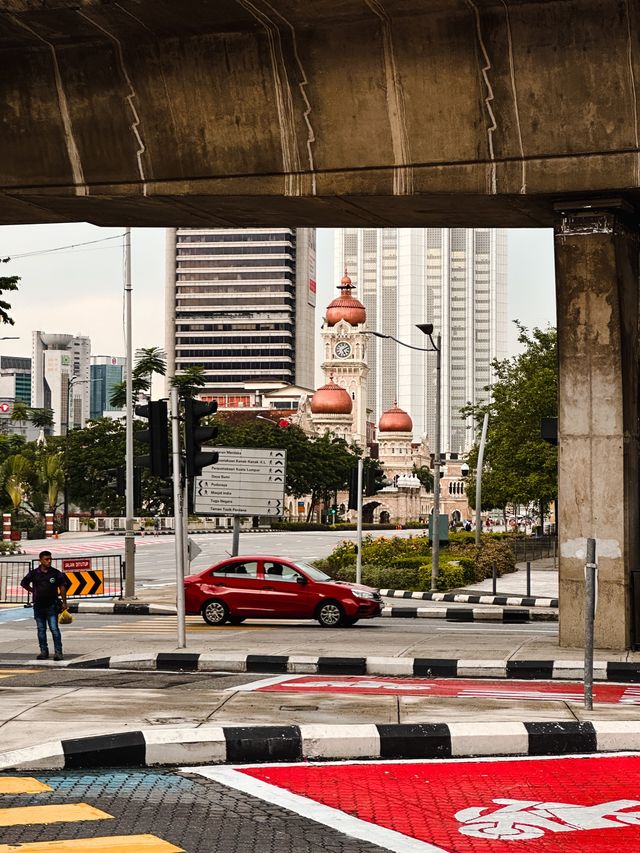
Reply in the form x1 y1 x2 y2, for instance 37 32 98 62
201 599 229 626
317 600 344 628
228 616 246 625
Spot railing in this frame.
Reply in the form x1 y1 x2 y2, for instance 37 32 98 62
508 534 558 563
0 554 124 604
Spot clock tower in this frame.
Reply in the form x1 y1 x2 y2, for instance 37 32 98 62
317 271 369 448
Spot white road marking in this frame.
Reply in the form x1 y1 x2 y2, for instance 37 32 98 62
189 765 448 853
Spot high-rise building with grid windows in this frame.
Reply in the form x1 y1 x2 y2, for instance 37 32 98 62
165 228 316 404
335 228 507 453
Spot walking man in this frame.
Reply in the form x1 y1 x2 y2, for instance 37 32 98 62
21 551 70 661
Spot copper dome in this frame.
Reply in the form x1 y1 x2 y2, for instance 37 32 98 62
326 269 366 327
310 379 353 415
379 403 413 432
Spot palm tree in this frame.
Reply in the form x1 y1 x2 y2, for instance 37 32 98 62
40 452 64 513
30 408 54 432
10 401 29 430
170 365 206 399
2 453 31 513
134 347 166 395
109 376 149 410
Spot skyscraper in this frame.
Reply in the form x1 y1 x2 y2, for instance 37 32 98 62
335 228 507 453
90 356 125 418
165 228 316 403
31 331 91 435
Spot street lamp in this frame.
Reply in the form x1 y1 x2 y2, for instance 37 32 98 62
366 324 441 590
63 376 91 531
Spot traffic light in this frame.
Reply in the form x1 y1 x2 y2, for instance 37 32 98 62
106 467 125 496
541 416 558 445
134 400 169 478
365 463 388 496
184 398 219 478
347 465 359 510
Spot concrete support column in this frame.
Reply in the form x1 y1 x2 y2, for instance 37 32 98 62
2 513 11 541
45 513 54 538
554 202 640 649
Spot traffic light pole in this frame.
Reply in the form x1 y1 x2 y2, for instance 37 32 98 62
431 333 441 591
124 227 136 599
355 457 363 584
171 387 186 648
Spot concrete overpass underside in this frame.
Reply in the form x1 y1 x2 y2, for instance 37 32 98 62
2 0 640 649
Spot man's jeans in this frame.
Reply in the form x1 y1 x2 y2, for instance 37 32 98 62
34 604 62 654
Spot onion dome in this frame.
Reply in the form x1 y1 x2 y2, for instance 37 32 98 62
326 268 366 327
310 376 353 414
378 402 413 432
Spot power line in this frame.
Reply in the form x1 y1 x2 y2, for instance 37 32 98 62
6 232 126 261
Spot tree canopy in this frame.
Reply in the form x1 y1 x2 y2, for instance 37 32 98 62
462 323 557 511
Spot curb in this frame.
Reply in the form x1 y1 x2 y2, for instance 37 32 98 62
66 601 556 622
379 588 559 608
1 720 638 771
58 652 640 682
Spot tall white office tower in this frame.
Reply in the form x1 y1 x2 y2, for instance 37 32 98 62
335 228 507 453
165 228 316 402
31 331 91 435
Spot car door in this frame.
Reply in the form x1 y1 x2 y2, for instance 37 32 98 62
206 560 264 614
260 560 317 617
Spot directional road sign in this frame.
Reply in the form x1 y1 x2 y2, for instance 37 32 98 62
64 569 104 596
194 447 287 517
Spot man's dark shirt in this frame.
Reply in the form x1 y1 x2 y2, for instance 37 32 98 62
21 567 70 610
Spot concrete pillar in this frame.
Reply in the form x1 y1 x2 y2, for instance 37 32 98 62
2 513 11 541
554 202 640 649
45 513 54 538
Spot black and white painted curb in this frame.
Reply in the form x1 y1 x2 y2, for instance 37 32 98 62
380 588 559 609
66 601 556 622
56 652 640 682
1 720 639 771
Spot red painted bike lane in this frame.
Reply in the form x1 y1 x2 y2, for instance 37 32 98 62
234 754 640 852
248 674 640 705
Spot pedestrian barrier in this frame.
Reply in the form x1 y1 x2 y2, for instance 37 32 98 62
0 554 123 604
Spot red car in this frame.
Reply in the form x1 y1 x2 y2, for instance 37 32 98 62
184 556 382 627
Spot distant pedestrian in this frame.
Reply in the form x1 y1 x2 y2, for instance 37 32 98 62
464 520 472 532
20 551 71 661
154 516 161 536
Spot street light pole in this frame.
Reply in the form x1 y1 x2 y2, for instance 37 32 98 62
365 325 442 588
124 227 136 599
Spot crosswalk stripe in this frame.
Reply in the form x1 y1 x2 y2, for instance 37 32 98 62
0 835 183 852
0 777 52 794
0 803 113 827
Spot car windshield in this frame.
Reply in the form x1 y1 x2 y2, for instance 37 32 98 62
293 561 333 582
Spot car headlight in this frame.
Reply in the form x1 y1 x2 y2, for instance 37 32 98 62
351 589 375 599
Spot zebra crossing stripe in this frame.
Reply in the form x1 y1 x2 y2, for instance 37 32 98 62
0 836 183 852
0 777 51 794
0 802 112 826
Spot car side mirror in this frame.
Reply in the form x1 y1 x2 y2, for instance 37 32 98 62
296 575 307 585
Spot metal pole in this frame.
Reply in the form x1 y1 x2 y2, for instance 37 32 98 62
171 387 186 648
492 562 497 596
431 334 441 591
124 227 136 599
231 516 241 556
182 478 189 572
526 561 531 598
356 457 363 584
584 537 597 710
475 412 489 546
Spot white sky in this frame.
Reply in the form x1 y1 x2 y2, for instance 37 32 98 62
0 224 556 378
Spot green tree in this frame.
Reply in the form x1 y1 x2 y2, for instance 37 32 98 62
412 464 434 492
2 453 32 513
29 408 54 433
134 346 167 391
39 451 65 512
0 259 19 325
462 323 557 516
171 365 206 399
10 401 29 430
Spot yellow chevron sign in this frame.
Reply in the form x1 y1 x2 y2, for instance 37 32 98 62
65 569 104 597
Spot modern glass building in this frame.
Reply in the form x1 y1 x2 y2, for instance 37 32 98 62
90 356 125 418
165 228 316 403
335 228 508 453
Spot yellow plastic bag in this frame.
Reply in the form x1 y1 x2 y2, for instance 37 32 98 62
58 609 73 625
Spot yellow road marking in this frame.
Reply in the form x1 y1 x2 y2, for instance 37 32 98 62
0 778 52 795
0 669 38 680
0 802 112 827
0 835 183 852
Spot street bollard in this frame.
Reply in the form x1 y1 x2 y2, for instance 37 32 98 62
526 561 531 598
492 562 497 596
584 538 597 711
